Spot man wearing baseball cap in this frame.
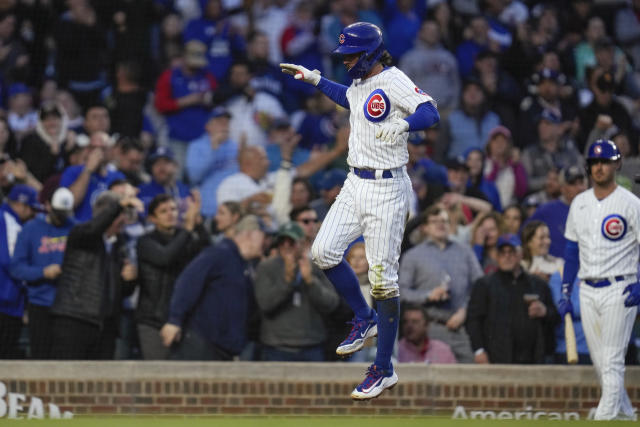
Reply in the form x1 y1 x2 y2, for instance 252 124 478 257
521 109 584 193
466 233 559 364
10 187 75 359
527 165 588 258
186 106 239 218
0 184 40 358
138 146 191 217
254 221 339 361
518 67 575 148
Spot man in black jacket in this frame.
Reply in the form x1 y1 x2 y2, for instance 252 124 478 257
136 193 208 359
466 234 559 364
50 190 143 359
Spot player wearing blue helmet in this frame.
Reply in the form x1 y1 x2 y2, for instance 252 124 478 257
281 22 440 400
561 139 640 420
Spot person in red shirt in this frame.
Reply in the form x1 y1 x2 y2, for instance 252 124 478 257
398 304 457 364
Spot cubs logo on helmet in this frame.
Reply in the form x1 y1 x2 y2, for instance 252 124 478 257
339 34 345 44
587 139 621 161
601 214 627 241
363 89 390 122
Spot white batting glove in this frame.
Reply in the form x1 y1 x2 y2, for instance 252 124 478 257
376 117 410 142
280 63 321 86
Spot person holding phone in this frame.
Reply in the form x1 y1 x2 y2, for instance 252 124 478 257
466 234 560 364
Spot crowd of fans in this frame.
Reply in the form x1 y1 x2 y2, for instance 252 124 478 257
0 0 639 364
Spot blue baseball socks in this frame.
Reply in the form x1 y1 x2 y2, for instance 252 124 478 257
323 259 374 321
374 296 399 372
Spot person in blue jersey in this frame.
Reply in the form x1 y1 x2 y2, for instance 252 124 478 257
526 166 588 258
183 0 246 81
186 107 239 219
10 187 74 359
154 40 218 172
59 132 125 222
0 185 39 358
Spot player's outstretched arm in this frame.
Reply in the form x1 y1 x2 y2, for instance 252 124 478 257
280 63 349 109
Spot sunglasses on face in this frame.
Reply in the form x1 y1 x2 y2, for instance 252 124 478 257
300 218 319 224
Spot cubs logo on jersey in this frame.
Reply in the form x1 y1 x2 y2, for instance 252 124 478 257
363 89 390 123
414 87 428 96
601 214 627 241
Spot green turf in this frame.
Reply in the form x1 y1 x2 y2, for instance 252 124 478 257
2 417 631 426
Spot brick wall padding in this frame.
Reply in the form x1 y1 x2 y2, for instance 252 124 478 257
0 362 638 417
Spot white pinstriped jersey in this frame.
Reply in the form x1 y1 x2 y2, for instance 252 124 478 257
564 186 640 278
346 66 434 170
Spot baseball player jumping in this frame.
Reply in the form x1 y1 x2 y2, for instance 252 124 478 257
559 139 640 420
280 22 439 400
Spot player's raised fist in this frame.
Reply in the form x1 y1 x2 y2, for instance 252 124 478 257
376 117 409 142
280 63 321 86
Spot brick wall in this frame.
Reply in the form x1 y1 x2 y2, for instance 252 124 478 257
1 362 638 418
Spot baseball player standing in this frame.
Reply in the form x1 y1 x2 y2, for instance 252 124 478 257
280 22 439 400
560 139 640 420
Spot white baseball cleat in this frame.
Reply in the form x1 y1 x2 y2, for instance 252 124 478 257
351 364 398 400
336 315 378 356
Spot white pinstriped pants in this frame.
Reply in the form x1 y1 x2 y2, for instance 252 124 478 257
579 278 638 420
311 168 412 300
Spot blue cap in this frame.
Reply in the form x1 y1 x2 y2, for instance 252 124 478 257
318 169 347 191
8 83 30 98
208 106 231 120
497 233 521 249
407 131 425 145
8 184 43 211
148 146 175 165
538 109 561 124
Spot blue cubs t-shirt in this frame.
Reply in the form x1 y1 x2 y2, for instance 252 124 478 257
60 164 126 222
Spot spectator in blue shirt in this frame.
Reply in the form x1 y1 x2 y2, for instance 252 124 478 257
293 93 338 151
186 107 239 218
247 31 287 109
160 214 266 360
438 80 500 160
384 0 422 60
60 132 125 222
526 166 587 258
183 0 246 81
154 40 218 172
456 16 490 79
138 146 191 219
0 184 39 358
10 187 74 359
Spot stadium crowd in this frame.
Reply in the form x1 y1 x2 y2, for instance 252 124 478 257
0 0 639 365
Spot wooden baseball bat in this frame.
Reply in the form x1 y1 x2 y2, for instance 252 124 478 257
565 313 578 364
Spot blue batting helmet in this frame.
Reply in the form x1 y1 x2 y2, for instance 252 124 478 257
587 139 621 161
333 22 384 80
